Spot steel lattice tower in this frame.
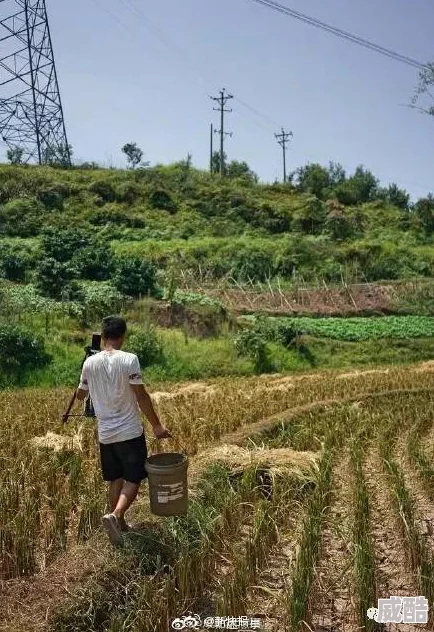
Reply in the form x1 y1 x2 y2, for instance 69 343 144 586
0 0 70 165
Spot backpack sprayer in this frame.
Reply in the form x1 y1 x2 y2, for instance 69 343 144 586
62 333 102 423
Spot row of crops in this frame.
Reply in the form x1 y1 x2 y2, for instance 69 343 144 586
265 315 434 341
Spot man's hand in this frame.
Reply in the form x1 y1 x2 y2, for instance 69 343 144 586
130 384 172 439
152 423 172 439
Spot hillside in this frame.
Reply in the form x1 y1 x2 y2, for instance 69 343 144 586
0 161 434 289
1 162 434 389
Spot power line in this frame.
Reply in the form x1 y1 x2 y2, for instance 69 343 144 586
246 0 428 70
89 0 136 37
116 0 214 93
113 0 286 135
233 96 280 130
107 1 288 141
275 127 293 182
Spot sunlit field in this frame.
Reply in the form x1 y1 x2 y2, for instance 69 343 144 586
1 364 434 630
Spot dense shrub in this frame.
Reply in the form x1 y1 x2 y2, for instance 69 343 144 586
113 256 160 298
88 179 116 203
34 257 79 299
291 196 327 234
0 245 32 282
274 322 299 347
0 283 83 321
77 282 125 326
0 197 44 236
126 329 165 367
37 183 70 210
72 245 115 281
325 201 355 240
234 328 273 373
148 188 177 213
0 325 51 376
41 228 91 263
115 182 142 205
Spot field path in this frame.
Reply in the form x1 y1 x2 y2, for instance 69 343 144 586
219 388 432 448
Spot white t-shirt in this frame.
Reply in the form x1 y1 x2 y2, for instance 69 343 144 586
79 350 144 444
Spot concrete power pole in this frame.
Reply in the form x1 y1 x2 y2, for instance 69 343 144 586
210 123 213 174
210 88 233 176
275 128 293 183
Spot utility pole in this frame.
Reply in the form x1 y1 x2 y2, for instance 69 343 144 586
210 123 213 174
275 127 293 183
0 0 70 165
210 88 233 176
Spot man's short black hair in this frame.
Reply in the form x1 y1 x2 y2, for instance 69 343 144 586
102 315 127 340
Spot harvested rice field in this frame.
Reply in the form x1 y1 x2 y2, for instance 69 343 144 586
1 364 434 631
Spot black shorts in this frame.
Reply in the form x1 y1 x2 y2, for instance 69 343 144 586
99 433 148 484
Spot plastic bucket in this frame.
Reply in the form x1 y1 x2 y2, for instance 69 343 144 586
145 452 189 516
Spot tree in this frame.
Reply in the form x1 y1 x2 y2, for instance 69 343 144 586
293 163 331 199
7 146 24 165
327 161 346 187
411 62 434 117
211 150 226 175
122 142 145 169
226 160 258 183
378 183 410 211
334 166 378 205
413 194 434 234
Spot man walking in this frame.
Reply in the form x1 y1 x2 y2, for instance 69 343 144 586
76 315 171 546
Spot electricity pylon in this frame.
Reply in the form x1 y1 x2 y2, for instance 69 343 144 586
0 0 71 165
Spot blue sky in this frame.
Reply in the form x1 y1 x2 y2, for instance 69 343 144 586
48 0 434 199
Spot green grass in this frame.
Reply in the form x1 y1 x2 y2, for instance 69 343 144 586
5 328 434 390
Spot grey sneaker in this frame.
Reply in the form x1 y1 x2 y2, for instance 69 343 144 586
102 513 123 546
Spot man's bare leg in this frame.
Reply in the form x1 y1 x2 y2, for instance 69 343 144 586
112 481 140 524
109 479 124 512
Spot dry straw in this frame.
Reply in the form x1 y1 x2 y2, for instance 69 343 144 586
190 443 319 483
29 431 83 453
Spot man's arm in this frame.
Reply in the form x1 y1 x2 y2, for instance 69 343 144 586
130 384 172 439
76 363 89 401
